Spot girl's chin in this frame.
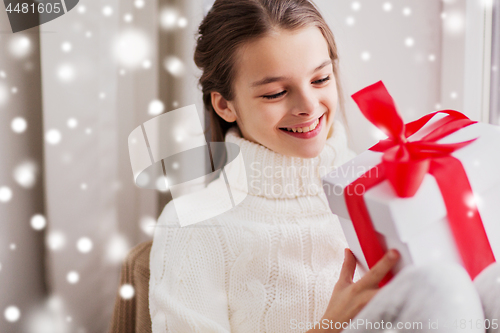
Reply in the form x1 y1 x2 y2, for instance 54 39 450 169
285 141 325 159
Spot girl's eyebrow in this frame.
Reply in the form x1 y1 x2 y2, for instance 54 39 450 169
312 59 333 73
250 59 332 88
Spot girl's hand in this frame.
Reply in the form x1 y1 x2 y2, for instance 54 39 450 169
307 248 400 333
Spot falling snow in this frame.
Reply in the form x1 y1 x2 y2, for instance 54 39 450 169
156 176 169 192
25 297 69 333
45 129 62 145
148 99 165 116
67 118 78 128
124 14 133 23
11 117 27 133
61 42 72 53
160 7 181 31
67 271 80 284
405 37 415 47
444 12 465 34
102 6 113 17
9 35 31 58
31 214 47 231
164 56 185 77
77 237 93 253
4 306 21 322
140 216 156 237
142 59 152 69
178 17 188 28
46 231 66 251
105 234 130 264
112 29 151 69
119 284 135 299
134 0 145 9
57 64 76 82
13 161 38 188
0 186 13 203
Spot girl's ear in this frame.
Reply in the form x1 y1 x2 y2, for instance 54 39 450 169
211 92 237 123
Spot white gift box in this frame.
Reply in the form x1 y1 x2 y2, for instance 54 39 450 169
321 113 500 277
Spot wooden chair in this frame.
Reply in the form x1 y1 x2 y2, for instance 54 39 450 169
108 240 153 333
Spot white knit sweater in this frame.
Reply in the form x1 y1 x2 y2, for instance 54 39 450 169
149 121 357 333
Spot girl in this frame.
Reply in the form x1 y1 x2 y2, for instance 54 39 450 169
149 0 500 332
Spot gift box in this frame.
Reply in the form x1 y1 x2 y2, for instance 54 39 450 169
321 81 500 286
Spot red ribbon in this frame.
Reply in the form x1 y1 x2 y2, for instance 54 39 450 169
345 81 495 286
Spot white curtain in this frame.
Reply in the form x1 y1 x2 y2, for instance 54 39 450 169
0 11 47 333
0 0 207 331
38 0 159 331
491 0 500 124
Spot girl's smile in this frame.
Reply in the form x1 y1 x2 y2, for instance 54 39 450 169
278 112 325 139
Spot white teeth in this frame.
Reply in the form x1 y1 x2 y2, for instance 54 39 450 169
283 116 320 133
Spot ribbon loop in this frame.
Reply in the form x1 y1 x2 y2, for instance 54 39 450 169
352 81 406 143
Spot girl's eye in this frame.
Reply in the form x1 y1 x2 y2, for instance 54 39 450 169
313 76 331 84
263 91 287 100
261 76 330 100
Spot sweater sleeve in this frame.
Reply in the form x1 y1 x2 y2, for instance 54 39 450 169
149 201 231 333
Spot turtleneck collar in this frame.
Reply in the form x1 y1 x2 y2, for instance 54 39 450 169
222 120 350 200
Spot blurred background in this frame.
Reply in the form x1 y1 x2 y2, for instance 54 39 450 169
0 0 498 332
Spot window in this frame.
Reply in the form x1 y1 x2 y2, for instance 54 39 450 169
491 0 500 124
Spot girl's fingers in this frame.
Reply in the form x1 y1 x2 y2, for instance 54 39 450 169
338 248 357 287
357 249 400 290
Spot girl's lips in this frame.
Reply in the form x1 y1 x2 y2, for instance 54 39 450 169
279 113 324 139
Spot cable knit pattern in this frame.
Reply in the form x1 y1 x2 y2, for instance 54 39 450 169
149 121 357 333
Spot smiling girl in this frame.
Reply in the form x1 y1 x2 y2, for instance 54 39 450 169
148 1 500 332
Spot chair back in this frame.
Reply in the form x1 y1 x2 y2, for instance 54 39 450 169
108 240 153 333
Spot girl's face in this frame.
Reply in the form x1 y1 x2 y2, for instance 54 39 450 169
212 26 338 158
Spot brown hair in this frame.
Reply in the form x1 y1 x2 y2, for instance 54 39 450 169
194 0 345 143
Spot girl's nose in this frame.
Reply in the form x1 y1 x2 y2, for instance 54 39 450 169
291 88 317 116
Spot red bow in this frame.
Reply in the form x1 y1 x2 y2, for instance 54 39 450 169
345 81 495 286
